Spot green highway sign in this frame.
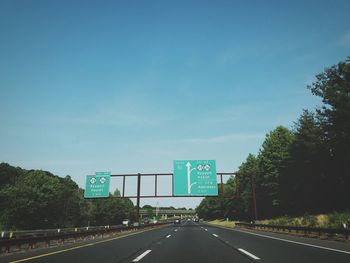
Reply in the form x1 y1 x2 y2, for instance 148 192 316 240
84 172 111 198
173 160 218 196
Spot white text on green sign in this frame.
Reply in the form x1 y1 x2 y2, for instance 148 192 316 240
84 172 111 198
173 160 218 196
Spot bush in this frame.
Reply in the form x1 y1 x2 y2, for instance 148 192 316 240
261 212 350 229
300 214 317 227
328 211 350 229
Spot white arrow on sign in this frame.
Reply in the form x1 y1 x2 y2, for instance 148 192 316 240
186 162 197 194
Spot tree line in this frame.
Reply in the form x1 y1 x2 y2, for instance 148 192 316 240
197 57 350 221
0 164 134 230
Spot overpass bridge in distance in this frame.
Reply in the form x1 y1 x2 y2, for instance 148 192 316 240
139 209 197 219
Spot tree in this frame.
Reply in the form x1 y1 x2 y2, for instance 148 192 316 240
0 164 135 229
197 57 350 220
196 176 241 220
88 197 134 226
256 126 294 217
308 57 350 210
196 197 223 219
0 170 82 229
113 188 121 197
0 163 23 189
236 154 259 220
280 110 329 214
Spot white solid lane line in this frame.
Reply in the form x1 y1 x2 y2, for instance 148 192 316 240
233 229 350 255
238 248 260 260
132 250 152 262
212 234 219 237
166 234 171 238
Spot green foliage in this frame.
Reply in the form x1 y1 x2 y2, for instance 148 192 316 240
261 212 350 229
88 197 134 226
263 216 297 226
113 188 121 197
328 211 350 228
308 57 350 209
256 126 294 217
300 214 317 227
0 163 23 187
0 163 135 230
196 197 224 219
0 170 81 229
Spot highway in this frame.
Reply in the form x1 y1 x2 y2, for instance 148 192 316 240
1 220 350 263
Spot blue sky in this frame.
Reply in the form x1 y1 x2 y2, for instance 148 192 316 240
1 0 349 208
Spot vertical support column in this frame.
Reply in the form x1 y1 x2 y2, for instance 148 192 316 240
251 174 258 221
136 173 141 223
172 173 174 196
155 175 158 197
235 173 240 198
122 175 126 197
220 174 224 197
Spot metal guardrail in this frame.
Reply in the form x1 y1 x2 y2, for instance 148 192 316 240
236 222 350 240
0 222 170 254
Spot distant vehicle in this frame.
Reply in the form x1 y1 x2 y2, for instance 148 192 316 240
194 218 199 222
174 219 181 225
133 222 140 227
122 219 130 226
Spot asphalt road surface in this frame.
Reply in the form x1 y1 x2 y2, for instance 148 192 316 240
1 220 350 263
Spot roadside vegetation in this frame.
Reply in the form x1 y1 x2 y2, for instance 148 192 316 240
259 212 350 229
207 212 350 229
197 57 350 225
0 163 135 230
0 163 193 230
208 219 236 228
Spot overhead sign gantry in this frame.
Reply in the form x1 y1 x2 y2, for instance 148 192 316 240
83 160 241 220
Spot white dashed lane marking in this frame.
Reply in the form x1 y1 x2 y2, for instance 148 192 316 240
132 250 152 262
238 248 260 260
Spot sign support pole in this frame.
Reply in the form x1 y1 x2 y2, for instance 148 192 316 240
136 173 141 222
251 174 258 221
